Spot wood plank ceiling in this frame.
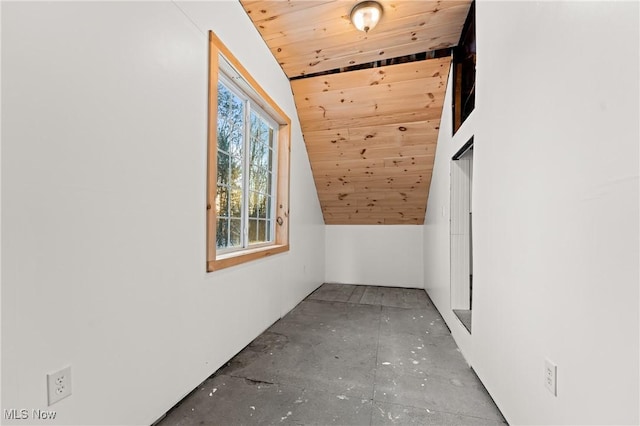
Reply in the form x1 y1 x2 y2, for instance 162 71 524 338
240 0 472 224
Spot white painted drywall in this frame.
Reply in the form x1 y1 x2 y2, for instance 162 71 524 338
326 225 423 288
0 2 325 425
423 63 477 369
424 2 639 424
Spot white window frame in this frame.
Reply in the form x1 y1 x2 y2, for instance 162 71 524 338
216 73 279 255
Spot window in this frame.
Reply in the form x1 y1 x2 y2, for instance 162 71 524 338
215 78 277 251
207 31 290 272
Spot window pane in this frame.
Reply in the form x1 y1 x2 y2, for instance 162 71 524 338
250 111 273 171
250 111 267 146
260 146 270 170
249 166 258 192
249 165 270 195
266 219 272 242
229 219 242 247
265 194 272 219
217 83 244 157
230 188 242 217
249 191 259 218
230 155 243 189
218 80 245 251
216 185 229 217
216 218 229 249
217 151 230 185
254 142 269 171
257 220 266 243
248 218 259 243
256 192 267 218
228 129 243 159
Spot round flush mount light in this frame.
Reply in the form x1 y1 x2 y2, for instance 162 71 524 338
350 1 383 33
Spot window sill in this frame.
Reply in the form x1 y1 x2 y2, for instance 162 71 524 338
207 244 289 272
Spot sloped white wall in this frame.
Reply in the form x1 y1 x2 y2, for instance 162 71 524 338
326 225 424 288
1 2 325 425
425 1 639 424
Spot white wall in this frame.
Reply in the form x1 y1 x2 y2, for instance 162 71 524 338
326 225 423 288
1 2 325 425
423 65 477 366
425 1 639 424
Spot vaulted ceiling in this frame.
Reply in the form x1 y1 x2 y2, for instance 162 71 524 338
241 0 472 224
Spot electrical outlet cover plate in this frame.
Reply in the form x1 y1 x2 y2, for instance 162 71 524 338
47 366 72 406
544 359 557 396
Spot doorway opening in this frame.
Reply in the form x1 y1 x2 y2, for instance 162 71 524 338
450 138 473 333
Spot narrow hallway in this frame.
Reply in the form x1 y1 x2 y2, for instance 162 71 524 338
158 284 506 425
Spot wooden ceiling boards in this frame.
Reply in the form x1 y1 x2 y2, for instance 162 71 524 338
241 0 470 77
240 0 471 224
291 57 450 224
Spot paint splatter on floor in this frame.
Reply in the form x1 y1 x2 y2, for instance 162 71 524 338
280 411 292 422
156 284 506 426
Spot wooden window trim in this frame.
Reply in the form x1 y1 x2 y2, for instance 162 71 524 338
207 31 290 272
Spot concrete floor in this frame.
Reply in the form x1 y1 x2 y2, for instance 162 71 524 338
158 284 506 425
453 309 472 333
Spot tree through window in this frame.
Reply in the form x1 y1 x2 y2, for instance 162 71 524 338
215 79 276 251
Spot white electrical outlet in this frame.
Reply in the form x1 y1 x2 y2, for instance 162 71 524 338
47 366 72 406
544 359 557 396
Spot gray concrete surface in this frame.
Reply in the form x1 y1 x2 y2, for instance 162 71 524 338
158 284 506 425
453 309 472 333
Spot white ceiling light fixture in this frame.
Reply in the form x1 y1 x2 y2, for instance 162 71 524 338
350 1 383 33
